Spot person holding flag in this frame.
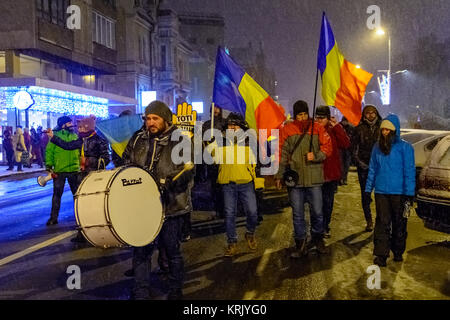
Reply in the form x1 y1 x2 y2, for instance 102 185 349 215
275 101 332 258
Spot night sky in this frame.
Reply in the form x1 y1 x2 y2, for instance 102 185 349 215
166 0 450 115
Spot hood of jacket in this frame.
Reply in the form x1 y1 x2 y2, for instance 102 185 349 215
360 105 382 126
383 114 401 139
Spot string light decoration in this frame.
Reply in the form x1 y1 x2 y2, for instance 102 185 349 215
0 86 109 118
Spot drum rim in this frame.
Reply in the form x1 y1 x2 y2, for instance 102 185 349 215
74 168 124 247
105 165 165 247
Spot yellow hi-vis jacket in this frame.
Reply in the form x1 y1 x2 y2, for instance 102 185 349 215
206 141 256 185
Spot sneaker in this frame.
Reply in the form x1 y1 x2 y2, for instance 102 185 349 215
373 256 387 267
393 255 403 262
324 228 331 239
181 234 191 242
6 168 13 171
46 218 58 226
245 232 257 250
224 243 238 257
290 239 307 259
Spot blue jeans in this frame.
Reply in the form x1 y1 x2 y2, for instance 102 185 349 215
222 182 258 244
133 215 184 299
288 186 324 240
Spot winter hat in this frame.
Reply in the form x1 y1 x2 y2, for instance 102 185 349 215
380 119 396 131
315 105 331 119
57 116 72 128
77 116 96 132
293 100 309 118
227 113 249 130
145 100 173 123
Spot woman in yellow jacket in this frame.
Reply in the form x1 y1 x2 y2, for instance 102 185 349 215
13 127 27 172
207 113 258 257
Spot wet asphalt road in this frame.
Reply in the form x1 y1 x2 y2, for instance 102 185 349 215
0 171 449 300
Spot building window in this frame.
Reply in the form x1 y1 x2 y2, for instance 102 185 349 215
161 45 166 70
92 11 116 50
36 0 71 28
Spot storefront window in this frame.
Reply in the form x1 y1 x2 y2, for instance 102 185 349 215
20 54 42 77
0 51 5 73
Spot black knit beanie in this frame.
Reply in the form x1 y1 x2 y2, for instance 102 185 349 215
293 100 309 119
145 101 173 123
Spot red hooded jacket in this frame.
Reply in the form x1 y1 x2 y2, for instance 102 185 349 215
322 123 350 182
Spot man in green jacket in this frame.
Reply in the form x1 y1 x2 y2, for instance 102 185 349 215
45 116 80 226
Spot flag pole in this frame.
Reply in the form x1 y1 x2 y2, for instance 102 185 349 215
210 102 215 140
309 67 319 152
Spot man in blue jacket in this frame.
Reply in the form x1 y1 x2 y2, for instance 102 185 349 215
365 114 415 267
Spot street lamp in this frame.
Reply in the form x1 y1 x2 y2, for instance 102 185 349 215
375 28 392 105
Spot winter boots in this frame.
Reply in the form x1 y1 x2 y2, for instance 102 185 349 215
309 233 330 254
290 239 307 259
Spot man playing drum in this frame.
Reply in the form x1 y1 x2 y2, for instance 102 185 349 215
122 101 195 300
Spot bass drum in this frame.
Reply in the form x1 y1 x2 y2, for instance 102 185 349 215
74 166 164 248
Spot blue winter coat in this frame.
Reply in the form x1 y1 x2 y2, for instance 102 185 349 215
365 114 416 196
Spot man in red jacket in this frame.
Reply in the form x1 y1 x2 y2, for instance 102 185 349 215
315 106 350 238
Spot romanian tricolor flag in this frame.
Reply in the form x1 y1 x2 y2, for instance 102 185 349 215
96 114 143 157
318 13 373 126
213 47 285 133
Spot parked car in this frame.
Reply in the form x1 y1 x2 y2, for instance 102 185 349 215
416 134 450 234
401 130 450 182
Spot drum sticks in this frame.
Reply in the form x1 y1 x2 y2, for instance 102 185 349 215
172 162 195 182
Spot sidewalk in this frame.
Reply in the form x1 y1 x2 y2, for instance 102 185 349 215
0 165 46 179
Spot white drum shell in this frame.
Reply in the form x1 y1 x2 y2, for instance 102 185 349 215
74 166 164 248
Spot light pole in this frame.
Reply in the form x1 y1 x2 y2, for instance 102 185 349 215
375 28 391 105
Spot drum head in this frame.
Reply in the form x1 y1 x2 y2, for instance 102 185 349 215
107 167 164 247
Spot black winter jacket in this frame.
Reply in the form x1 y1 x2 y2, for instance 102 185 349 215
352 107 382 170
122 125 194 217
50 132 110 172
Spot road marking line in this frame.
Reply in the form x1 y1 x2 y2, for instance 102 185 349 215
0 231 76 267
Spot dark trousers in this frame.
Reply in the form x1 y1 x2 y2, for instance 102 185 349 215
322 180 339 232
341 149 352 183
374 194 408 258
133 215 184 299
182 212 191 238
357 168 373 223
50 172 80 220
6 150 14 169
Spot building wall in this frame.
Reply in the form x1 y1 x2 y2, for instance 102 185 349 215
178 13 225 120
157 9 192 110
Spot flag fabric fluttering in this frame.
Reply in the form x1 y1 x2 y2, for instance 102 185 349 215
213 47 286 134
96 114 143 157
317 13 373 126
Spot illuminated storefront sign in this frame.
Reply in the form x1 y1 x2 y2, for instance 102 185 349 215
13 91 35 110
0 86 109 118
141 91 157 108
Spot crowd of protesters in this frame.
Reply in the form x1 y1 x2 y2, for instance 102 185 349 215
1 99 416 299
2 125 48 171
